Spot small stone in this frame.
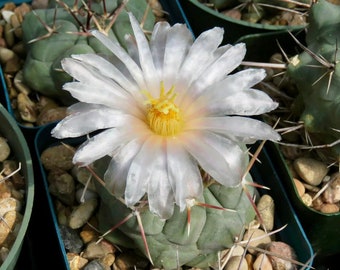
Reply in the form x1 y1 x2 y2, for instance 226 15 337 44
0 197 21 216
114 251 149 270
36 106 67 126
320 203 339 213
229 245 245 257
301 193 313 207
303 182 320 193
67 253 88 270
59 224 84 253
224 256 248 270
293 178 305 197
82 241 109 260
322 173 340 204
40 144 76 171
256 194 275 231
266 241 297 270
71 166 96 191
0 210 23 246
83 260 106 270
0 47 16 64
99 253 115 268
242 228 272 254
69 198 98 229
0 137 10 161
312 196 324 211
294 157 329 186
0 181 13 199
0 246 9 264
56 201 71 226
222 9 242 20
245 253 254 269
80 229 98 244
98 239 116 254
48 169 75 206
253 253 273 270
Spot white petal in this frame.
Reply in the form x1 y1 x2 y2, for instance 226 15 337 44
91 30 147 89
125 136 162 206
166 139 203 211
182 131 245 186
181 43 246 103
104 137 145 197
124 34 140 65
63 81 142 116
204 89 279 116
66 102 101 113
128 13 159 93
71 53 139 95
185 69 269 117
150 21 171 79
73 128 131 166
51 107 136 138
162 24 193 90
206 68 267 99
147 147 174 219
177 27 224 89
189 116 281 142
61 58 123 97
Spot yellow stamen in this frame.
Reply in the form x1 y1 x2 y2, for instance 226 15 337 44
143 82 184 136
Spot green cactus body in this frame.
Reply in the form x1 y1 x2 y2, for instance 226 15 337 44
21 0 155 105
287 0 340 156
93 156 255 269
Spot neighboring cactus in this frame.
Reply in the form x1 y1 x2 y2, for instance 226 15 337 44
93 156 256 269
287 0 340 157
21 0 156 105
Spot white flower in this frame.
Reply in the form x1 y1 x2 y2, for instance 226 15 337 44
52 13 280 219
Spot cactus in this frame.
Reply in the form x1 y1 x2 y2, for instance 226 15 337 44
48 6 281 269
93 156 256 269
286 0 340 157
20 0 156 105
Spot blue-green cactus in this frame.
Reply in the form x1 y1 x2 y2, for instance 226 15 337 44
287 0 340 157
21 0 156 105
93 156 256 269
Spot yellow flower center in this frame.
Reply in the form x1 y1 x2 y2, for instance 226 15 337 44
143 82 184 136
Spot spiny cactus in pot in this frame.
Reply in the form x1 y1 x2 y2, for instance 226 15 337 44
240 0 340 160
20 0 157 105
285 0 340 159
236 0 340 258
50 10 283 269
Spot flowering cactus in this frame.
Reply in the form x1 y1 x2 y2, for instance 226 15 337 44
21 0 155 105
287 0 340 157
51 12 280 269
